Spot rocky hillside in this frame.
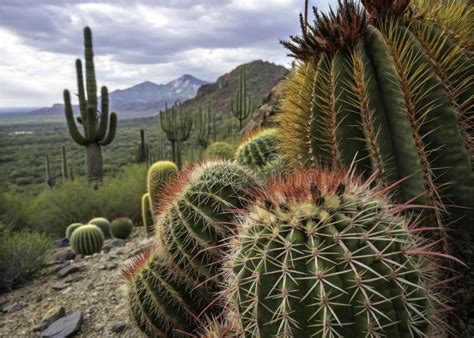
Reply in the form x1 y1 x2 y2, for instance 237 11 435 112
0 228 150 337
180 60 288 119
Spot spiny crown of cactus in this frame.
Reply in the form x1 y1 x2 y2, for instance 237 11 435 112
228 168 451 337
147 161 178 217
235 128 280 170
89 217 110 238
65 222 83 239
110 217 133 239
278 0 473 228
70 224 104 256
203 141 234 160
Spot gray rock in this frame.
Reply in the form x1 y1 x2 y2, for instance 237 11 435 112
74 254 83 261
35 306 66 332
111 322 127 333
5 302 23 313
54 249 76 262
57 264 79 278
52 282 70 290
41 312 83 338
108 247 123 255
53 261 70 272
54 237 69 247
102 239 126 253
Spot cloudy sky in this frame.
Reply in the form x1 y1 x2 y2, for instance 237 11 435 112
0 0 334 108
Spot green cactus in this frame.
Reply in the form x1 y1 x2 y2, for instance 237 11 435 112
89 217 111 238
70 224 104 255
126 160 261 337
147 161 178 219
141 193 154 237
203 142 234 160
44 156 54 188
135 129 148 164
235 128 280 170
196 102 216 149
65 222 83 240
160 102 193 169
110 217 133 239
278 0 473 229
63 26 117 182
231 67 255 130
61 146 69 181
229 168 448 337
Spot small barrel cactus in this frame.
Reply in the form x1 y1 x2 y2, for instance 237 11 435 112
65 223 82 239
110 217 133 239
141 193 154 237
89 217 111 238
147 161 178 218
235 128 280 170
203 141 234 159
70 224 104 255
228 168 448 337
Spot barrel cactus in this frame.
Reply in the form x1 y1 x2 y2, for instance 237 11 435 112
65 223 82 240
141 193 154 237
278 0 474 228
235 128 280 170
89 217 111 238
147 161 178 218
70 224 104 255
110 217 133 239
203 142 234 160
228 168 449 337
125 160 261 337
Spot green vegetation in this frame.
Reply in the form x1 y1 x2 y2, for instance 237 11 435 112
203 141 234 159
63 26 117 182
70 224 105 256
140 193 153 237
65 222 83 239
235 128 280 170
89 217 111 238
0 231 52 290
110 217 133 239
134 129 148 164
231 67 254 130
147 161 178 219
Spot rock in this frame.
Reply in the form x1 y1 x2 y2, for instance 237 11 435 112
35 294 44 302
52 282 70 290
74 254 83 261
57 264 79 278
41 312 83 338
5 302 23 313
102 239 126 253
34 306 66 332
54 249 76 262
64 275 80 283
54 237 69 247
111 322 127 333
109 247 123 255
53 261 70 272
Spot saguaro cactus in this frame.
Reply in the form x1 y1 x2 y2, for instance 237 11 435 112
63 26 117 182
135 129 148 164
231 68 254 130
229 168 451 337
44 156 54 188
278 0 473 228
160 102 193 169
196 102 216 149
61 146 69 181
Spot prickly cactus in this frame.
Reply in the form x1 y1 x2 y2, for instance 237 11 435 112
147 161 178 218
110 217 133 239
203 142 234 160
89 217 111 238
70 224 104 255
125 160 261 337
141 193 154 237
65 223 82 240
228 168 450 337
278 0 474 228
235 128 280 170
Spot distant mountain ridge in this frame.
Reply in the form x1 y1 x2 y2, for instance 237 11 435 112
26 74 209 119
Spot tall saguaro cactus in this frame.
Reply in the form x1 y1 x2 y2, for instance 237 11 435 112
231 68 253 130
196 102 216 149
63 26 117 182
160 101 193 168
135 129 148 164
61 146 69 181
44 156 53 188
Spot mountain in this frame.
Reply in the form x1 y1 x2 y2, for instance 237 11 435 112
26 74 209 119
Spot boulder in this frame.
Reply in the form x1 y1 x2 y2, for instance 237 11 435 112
41 312 83 337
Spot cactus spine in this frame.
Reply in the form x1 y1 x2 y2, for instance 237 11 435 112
235 128 280 170
231 67 254 130
141 193 154 237
160 102 193 169
65 223 82 239
203 142 234 160
110 217 133 239
63 26 117 182
147 161 178 220
278 0 473 228
229 168 448 337
125 161 261 336
89 217 111 238
70 224 104 255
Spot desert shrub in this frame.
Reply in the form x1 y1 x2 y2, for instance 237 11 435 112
0 230 53 291
0 191 30 231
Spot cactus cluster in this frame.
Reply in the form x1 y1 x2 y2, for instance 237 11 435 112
89 217 111 238
203 142 234 160
228 168 446 337
278 0 473 227
65 223 83 239
235 128 280 171
125 161 261 336
70 224 104 255
111 217 133 239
